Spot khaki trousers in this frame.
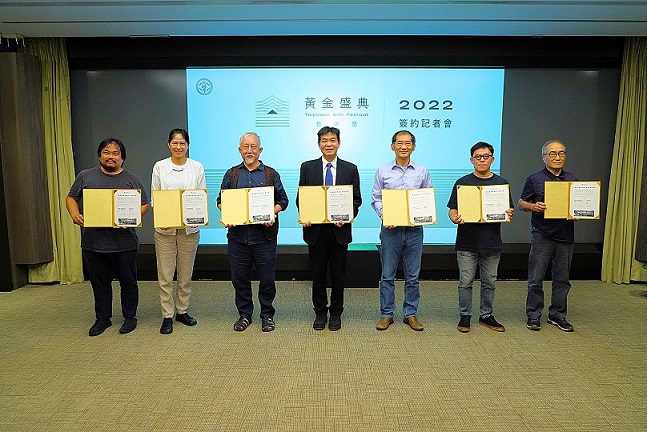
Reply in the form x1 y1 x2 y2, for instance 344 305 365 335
154 230 200 318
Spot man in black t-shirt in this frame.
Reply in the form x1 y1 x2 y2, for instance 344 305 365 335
447 142 514 333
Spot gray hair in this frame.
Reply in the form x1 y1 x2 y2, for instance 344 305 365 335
542 139 565 155
239 132 261 147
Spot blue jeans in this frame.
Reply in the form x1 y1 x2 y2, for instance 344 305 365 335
526 230 574 320
379 226 423 318
227 238 277 320
456 250 500 318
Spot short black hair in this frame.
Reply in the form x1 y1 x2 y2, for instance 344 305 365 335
391 130 416 145
317 126 340 142
470 141 494 157
168 128 190 145
97 138 126 162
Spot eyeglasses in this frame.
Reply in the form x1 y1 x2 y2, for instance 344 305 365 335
394 141 413 148
471 154 492 161
544 151 566 158
170 141 187 147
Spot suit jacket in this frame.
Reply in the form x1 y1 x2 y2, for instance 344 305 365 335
297 157 362 246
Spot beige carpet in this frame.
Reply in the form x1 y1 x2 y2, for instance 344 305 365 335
1 280 646 431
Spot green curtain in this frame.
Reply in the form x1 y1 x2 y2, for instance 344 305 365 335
601 37 647 283
19 38 83 284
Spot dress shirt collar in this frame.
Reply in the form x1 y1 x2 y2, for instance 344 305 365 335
390 159 414 170
321 156 338 170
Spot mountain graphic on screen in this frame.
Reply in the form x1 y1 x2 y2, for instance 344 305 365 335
255 95 289 127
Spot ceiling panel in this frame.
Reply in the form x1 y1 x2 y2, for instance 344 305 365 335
1 0 647 37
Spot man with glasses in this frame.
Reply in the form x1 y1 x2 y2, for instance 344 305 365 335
217 132 289 332
372 130 432 331
297 126 362 331
519 139 577 332
447 142 514 333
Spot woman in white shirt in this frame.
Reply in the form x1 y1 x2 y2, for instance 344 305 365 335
151 129 206 334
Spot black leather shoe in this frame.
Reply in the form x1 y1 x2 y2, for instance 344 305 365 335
89 320 111 337
313 315 327 331
160 317 173 334
176 312 197 326
119 318 137 334
329 315 342 331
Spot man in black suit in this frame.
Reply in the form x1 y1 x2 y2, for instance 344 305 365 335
297 126 362 331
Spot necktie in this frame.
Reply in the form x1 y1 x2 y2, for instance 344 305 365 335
325 163 333 186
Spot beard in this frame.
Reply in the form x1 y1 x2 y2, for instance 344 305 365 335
100 161 121 172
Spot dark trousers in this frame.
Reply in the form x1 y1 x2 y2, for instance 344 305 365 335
227 238 277 319
83 249 139 321
308 225 348 317
526 230 574 320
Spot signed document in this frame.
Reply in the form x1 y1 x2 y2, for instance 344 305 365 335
569 182 600 219
481 185 510 222
221 187 275 226
326 185 353 223
83 189 142 227
457 185 510 223
408 188 437 226
155 189 209 228
182 189 208 226
382 188 437 226
113 189 142 227
544 181 600 219
248 186 275 224
298 185 354 224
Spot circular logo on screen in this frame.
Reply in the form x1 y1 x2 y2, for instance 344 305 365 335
196 78 212 95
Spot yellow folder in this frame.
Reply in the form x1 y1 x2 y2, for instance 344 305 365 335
221 188 249 225
152 190 183 228
544 182 571 219
83 189 114 227
456 186 482 223
298 185 354 224
544 181 601 219
83 189 142 228
382 188 437 226
298 186 328 223
220 186 275 225
382 189 410 226
457 185 511 223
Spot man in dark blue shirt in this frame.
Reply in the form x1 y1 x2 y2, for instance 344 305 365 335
67 138 150 337
217 132 289 332
447 142 514 333
519 139 577 332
